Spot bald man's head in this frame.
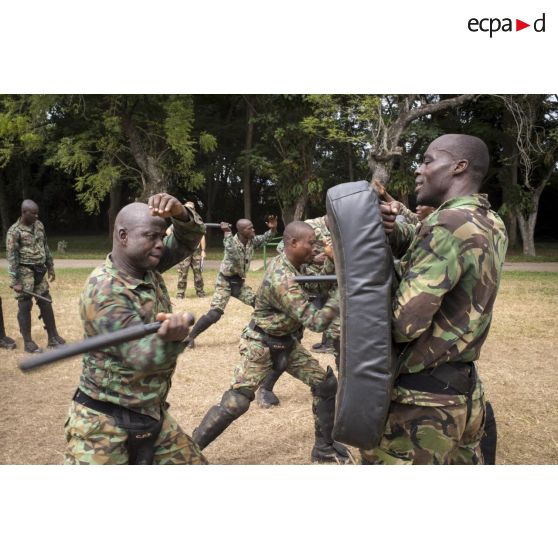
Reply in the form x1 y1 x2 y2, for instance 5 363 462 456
416 134 490 207
236 218 255 241
21 199 39 225
429 134 490 182
283 221 316 269
111 202 167 275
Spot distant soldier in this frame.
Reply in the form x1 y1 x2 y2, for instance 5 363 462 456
257 214 339 408
175 202 206 299
192 221 349 463
64 193 207 465
185 215 278 347
6 199 66 353
0 297 16 349
369 133 508 465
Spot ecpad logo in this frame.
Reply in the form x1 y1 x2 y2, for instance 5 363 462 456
468 13 546 37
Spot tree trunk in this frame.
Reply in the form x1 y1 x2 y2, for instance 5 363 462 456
108 182 122 240
517 211 537 256
120 113 167 201
280 196 306 225
347 144 354 182
0 173 11 238
242 98 255 219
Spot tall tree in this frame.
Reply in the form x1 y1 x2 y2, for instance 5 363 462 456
497 94 558 256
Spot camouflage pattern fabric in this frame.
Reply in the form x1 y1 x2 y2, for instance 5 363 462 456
397 203 420 225
360 379 486 465
10 266 50 301
390 194 508 377
219 229 274 278
371 194 507 465
6 218 54 293
231 335 331 434
249 252 339 338
176 250 205 296
275 216 338 344
64 402 207 465
75 210 205 422
210 272 256 312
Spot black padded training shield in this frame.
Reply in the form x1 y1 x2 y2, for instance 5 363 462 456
326 181 397 449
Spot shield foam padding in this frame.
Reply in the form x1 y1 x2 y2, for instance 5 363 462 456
327 181 397 449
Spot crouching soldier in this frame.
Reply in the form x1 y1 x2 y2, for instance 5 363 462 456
192 221 349 464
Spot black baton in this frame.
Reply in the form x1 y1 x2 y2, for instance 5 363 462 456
293 275 337 283
19 321 174 372
204 222 232 229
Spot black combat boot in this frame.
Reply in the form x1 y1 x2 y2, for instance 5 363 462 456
185 309 223 349
0 299 16 349
37 298 66 348
310 367 350 464
192 389 253 449
256 368 284 408
18 299 42 353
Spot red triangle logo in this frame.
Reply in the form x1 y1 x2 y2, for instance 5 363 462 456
516 19 530 31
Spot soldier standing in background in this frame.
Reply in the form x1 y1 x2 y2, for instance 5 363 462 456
192 221 349 464
64 193 207 465
175 201 206 299
368 134 508 465
185 215 277 347
6 199 66 353
0 297 16 349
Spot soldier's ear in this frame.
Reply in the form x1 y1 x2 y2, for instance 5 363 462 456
453 159 469 175
118 227 128 246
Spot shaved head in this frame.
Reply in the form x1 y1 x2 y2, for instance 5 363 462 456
283 221 316 269
21 199 38 213
283 221 314 243
114 202 165 241
430 134 490 182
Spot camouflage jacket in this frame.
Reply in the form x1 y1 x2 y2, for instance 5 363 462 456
219 229 274 278
390 194 508 402
78 209 205 420
6 218 54 287
245 252 339 340
398 203 419 225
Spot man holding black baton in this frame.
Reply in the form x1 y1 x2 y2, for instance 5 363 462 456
6 199 66 353
64 193 207 465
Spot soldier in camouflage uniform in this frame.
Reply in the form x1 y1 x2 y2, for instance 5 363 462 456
256 215 339 408
185 215 277 347
6 199 66 353
64 193 208 465
192 221 349 463
175 201 206 299
362 134 508 465
0 296 16 349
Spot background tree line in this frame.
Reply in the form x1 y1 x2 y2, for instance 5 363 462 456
0 94 556 255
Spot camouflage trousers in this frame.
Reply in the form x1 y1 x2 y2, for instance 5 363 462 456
360 380 486 465
210 273 256 312
64 401 208 465
232 335 329 432
176 254 205 296
13 265 50 301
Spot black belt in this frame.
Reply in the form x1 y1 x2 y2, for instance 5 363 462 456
73 389 164 464
397 362 475 396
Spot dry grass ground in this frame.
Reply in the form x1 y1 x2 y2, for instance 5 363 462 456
0 268 556 465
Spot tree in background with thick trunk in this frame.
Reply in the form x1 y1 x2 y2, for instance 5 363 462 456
497 95 558 257
46 95 217 237
367 94 478 188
